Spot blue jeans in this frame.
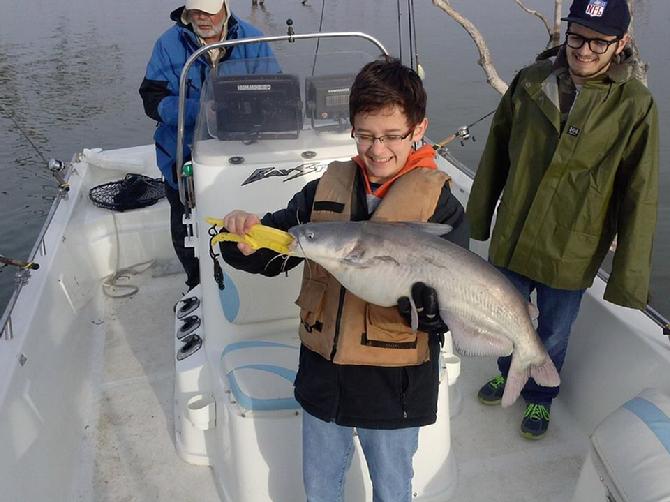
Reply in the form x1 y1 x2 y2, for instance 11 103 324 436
302 411 419 502
496 267 585 404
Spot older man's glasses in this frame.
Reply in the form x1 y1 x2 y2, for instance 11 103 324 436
565 32 620 55
351 129 414 148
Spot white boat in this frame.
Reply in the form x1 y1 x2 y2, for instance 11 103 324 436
1 27 669 502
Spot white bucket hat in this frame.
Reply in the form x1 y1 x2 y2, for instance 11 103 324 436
185 0 228 15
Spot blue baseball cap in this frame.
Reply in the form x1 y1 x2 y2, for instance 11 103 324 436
562 0 630 38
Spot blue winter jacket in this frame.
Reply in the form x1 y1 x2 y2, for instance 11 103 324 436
140 7 279 189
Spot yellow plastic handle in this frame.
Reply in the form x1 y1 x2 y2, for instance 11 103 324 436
210 222 294 255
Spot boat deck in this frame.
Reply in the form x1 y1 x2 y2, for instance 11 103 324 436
451 359 587 501
83 267 589 502
82 273 220 501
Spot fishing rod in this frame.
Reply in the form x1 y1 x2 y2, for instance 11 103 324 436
0 104 70 190
432 109 496 150
397 0 403 64
0 255 39 271
310 0 327 76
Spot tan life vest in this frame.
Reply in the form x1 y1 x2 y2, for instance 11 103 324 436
295 160 451 366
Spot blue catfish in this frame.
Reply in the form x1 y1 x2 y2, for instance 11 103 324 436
287 221 560 407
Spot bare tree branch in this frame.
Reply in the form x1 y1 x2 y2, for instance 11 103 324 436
432 0 508 95
624 0 648 84
514 0 551 35
514 1 562 48
551 0 563 48
626 0 635 37
434 0 647 93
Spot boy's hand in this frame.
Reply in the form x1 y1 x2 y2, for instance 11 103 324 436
222 210 261 255
397 282 448 335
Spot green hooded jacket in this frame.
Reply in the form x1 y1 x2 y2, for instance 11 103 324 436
467 49 659 309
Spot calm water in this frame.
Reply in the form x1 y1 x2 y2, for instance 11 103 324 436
1 0 668 318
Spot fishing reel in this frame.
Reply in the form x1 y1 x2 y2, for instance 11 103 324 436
432 124 476 154
454 125 475 146
432 109 494 152
48 159 70 192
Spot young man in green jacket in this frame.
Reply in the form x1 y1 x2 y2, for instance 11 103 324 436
467 0 659 439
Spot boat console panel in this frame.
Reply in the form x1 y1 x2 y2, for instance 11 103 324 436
212 74 303 141
304 73 355 122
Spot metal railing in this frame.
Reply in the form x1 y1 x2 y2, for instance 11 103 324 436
175 30 390 212
596 269 670 338
3 37 667 345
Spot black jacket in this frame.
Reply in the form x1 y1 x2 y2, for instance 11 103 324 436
221 168 469 428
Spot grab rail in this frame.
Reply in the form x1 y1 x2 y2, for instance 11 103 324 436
175 30 389 212
596 269 670 339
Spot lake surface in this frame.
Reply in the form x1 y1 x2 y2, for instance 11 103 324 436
1 0 668 319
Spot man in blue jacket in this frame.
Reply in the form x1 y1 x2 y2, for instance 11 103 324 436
139 0 278 291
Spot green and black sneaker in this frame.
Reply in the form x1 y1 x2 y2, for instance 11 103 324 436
477 375 506 405
520 403 551 440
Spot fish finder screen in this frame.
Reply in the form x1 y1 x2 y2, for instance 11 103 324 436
212 74 303 141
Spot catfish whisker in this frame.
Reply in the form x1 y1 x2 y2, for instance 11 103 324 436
264 252 288 273
296 238 312 279
280 254 291 275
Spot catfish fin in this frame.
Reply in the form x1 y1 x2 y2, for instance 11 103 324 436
401 222 453 237
501 355 560 408
441 311 513 357
501 357 529 407
408 293 419 331
343 243 401 269
342 244 369 267
530 357 560 387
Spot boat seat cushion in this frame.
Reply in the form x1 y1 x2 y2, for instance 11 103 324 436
220 340 301 412
590 388 670 502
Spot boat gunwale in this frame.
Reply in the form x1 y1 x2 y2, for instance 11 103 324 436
0 156 80 342
2 144 668 346
431 141 670 341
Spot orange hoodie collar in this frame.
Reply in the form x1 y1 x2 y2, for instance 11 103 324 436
353 144 437 199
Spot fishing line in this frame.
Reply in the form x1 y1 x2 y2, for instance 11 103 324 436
396 0 403 62
0 104 55 186
296 239 313 279
310 0 326 76
0 104 49 166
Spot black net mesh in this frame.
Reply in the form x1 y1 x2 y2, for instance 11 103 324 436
89 173 165 211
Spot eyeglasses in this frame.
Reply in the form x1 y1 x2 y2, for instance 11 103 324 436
351 129 414 148
565 32 620 55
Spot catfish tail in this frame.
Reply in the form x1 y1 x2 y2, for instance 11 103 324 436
501 355 560 408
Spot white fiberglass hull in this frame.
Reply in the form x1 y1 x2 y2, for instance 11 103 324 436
1 144 669 502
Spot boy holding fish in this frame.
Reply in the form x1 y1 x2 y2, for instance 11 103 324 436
220 58 468 501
